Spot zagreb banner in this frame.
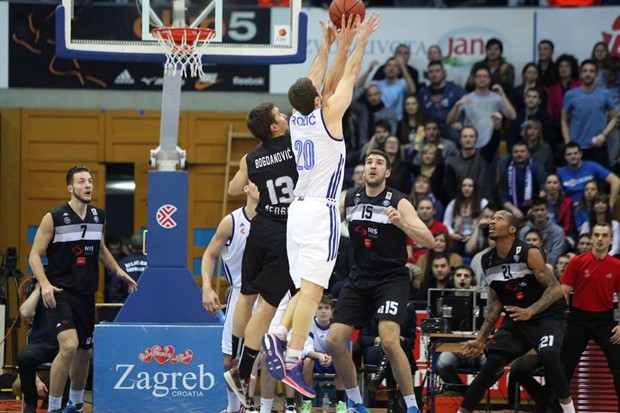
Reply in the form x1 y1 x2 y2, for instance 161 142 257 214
94 324 226 412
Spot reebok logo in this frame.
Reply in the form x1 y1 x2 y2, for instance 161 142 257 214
115 70 135 85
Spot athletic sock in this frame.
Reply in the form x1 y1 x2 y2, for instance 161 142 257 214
560 401 576 413
260 398 274 413
284 348 302 370
68 388 84 405
403 394 418 408
239 347 260 379
48 396 62 411
231 335 242 360
345 387 363 404
275 325 288 339
227 389 241 412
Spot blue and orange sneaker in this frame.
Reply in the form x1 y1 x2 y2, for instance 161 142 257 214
346 400 369 413
282 360 316 399
406 407 421 413
262 332 287 380
63 401 84 413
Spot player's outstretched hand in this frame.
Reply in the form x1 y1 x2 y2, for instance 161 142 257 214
319 20 336 46
119 270 138 293
202 286 221 316
505 305 534 322
335 15 356 48
610 325 620 345
356 11 379 41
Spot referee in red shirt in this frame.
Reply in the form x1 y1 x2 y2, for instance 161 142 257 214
560 222 620 406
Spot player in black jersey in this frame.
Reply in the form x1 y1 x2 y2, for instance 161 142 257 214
457 210 575 413
326 150 434 413
28 165 137 413
223 102 300 407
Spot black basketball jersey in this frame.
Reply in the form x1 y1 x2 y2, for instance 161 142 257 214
45 203 105 295
345 186 410 274
481 239 565 316
246 133 298 221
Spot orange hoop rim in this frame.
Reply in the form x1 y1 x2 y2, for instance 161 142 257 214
151 27 216 45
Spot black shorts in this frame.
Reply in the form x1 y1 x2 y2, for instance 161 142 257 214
488 310 566 361
241 215 294 307
45 291 95 349
332 268 410 328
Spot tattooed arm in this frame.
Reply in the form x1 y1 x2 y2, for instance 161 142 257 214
505 248 563 322
462 287 502 357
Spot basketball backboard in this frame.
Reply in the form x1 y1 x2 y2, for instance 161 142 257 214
56 0 307 65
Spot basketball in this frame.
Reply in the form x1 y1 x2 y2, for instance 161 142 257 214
329 0 365 29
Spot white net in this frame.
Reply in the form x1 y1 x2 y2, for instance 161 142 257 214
152 28 215 78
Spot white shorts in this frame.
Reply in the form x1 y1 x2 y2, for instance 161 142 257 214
287 198 341 289
221 288 292 354
221 286 241 355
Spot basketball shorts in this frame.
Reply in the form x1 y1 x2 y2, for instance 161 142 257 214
241 215 294 307
332 269 410 327
488 310 566 360
287 197 341 289
46 290 95 349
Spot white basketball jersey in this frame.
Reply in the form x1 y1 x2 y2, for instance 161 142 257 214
302 317 331 357
221 207 251 288
289 108 346 201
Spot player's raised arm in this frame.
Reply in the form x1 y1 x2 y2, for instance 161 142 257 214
306 20 336 93
201 215 233 315
321 15 356 102
323 12 380 133
228 154 248 196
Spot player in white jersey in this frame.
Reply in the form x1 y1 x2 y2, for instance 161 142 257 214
262 13 380 401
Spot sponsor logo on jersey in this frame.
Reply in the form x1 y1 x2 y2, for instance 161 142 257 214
64 217 71 224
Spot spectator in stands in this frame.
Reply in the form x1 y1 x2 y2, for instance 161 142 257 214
413 230 463 295
523 228 555 273
464 203 498 259
578 193 620 255
466 38 516 95
357 57 416 123
522 119 556 174
384 136 409 193
497 140 546 220
436 266 486 393
562 59 617 167
546 54 580 123
573 179 601 230
408 197 449 264
444 121 502 201
542 172 575 238
560 222 620 412
509 87 556 155
360 119 392 160
372 44 420 94
556 142 620 208
427 45 442 64
447 66 516 149
416 254 453 302
418 61 466 141
512 63 546 113
103 235 126 303
410 175 445 221
518 198 567 264
537 40 557 88
410 120 459 167
409 143 447 208
300 292 345 413
17 280 60 413
443 177 489 255
351 83 398 151
397 94 426 148
597 56 620 172
575 233 592 255
554 254 571 279
108 232 147 304
591 41 610 78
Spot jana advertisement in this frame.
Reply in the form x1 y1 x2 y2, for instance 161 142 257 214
94 324 226 413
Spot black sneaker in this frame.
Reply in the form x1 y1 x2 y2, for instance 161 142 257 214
63 402 84 413
284 401 297 413
224 366 251 408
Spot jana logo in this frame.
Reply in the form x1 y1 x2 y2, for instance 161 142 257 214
138 344 194 365
437 27 504 67
602 16 620 57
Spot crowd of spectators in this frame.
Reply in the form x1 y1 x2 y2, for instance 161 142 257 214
331 37 620 304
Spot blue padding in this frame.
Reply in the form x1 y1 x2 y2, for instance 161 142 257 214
27 225 38 244
115 267 217 323
192 257 202 276
55 6 308 65
194 228 216 247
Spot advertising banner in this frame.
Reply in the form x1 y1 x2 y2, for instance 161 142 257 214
0 1 7 89
536 7 620 60
94 324 226 413
270 7 535 94
8 3 269 91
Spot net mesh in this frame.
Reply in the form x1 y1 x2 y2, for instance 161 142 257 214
151 27 216 78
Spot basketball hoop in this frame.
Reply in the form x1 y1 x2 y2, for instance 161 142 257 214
151 27 216 78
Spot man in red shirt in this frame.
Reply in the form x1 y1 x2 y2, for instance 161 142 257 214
560 222 620 406
407 197 448 263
